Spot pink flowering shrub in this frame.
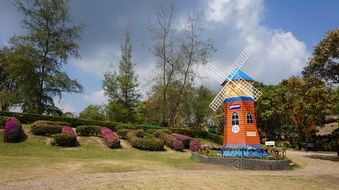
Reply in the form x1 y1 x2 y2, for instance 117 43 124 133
100 127 121 149
62 126 76 136
3 118 24 143
171 133 192 148
171 140 184 151
189 139 202 152
52 126 78 147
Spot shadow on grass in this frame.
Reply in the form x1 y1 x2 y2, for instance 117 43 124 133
305 154 339 162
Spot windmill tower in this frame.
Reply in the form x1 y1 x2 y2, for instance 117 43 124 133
204 48 262 149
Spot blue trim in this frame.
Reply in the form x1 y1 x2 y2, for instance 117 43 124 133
224 70 254 82
224 96 254 103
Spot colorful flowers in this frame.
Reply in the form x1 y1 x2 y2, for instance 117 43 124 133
3 118 24 143
100 127 121 148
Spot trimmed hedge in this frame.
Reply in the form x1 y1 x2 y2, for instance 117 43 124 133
154 129 172 138
76 125 101 136
52 133 77 147
171 128 223 145
0 111 117 129
126 130 164 151
3 118 24 143
31 120 63 136
117 129 131 139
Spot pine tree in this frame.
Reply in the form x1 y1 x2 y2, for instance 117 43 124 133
7 0 84 115
103 31 141 122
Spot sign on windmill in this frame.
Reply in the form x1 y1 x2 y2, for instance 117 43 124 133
204 47 263 150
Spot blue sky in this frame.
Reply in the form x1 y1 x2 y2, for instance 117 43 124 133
0 0 338 114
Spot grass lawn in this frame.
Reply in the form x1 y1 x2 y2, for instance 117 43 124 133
0 125 193 184
1 125 339 190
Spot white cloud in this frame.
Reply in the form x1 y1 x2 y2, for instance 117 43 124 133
83 90 108 105
205 0 309 84
55 100 76 113
72 46 120 77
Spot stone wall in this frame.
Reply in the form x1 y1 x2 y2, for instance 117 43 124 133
192 152 290 170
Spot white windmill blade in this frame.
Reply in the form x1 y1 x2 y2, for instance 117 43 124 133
225 47 252 81
203 63 225 84
232 76 262 100
209 83 231 111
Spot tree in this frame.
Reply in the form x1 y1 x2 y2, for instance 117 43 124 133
79 105 106 121
0 47 18 111
8 0 84 114
102 31 141 123
303 29 339 84
149 1 213 127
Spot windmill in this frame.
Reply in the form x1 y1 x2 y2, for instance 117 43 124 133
204 47 263 151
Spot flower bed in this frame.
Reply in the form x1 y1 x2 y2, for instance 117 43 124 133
189 139 202 152
3 117 24 143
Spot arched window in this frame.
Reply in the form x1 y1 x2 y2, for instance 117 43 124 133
232 111 239 125
246 112 253 123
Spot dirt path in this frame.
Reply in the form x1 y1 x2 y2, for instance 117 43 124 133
1 150 338 190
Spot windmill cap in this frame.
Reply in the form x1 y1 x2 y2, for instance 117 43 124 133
223 70 254 83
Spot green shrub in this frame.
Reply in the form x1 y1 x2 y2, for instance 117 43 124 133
135 129 145 138
115 123 136 131
0 111 117 129
75 125 101 136
0 116 6 129
130 137 165 151
154 129 172 138
126 131 137 142
52 133 77 147
146 128 157 134
31 121 62 136
116 129 131 139
158 132 176 147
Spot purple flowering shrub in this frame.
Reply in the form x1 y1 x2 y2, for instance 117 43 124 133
3 117 24 143
100 127 121 149
171 133 192 148
189 139 202 152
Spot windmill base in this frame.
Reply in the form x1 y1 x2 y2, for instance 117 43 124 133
219 144 268 158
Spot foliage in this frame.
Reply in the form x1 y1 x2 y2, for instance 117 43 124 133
189 139 202 152
0 111 117 129
3 117 24 143
171 140 184 151
103 31 141 123
5 0 84 114
0 116 6 129
31 121 63 136
75 125 101 136
79 105 106 121
51 133 77 147
147 1 213 127
303 29 339 84
100 127 121 149
171 133 192 148
116 129 131 139
255 77 335 148
130 137 165 151
135 129 145 138
154 129 172 138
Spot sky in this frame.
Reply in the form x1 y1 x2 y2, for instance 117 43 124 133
0 0 338 114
